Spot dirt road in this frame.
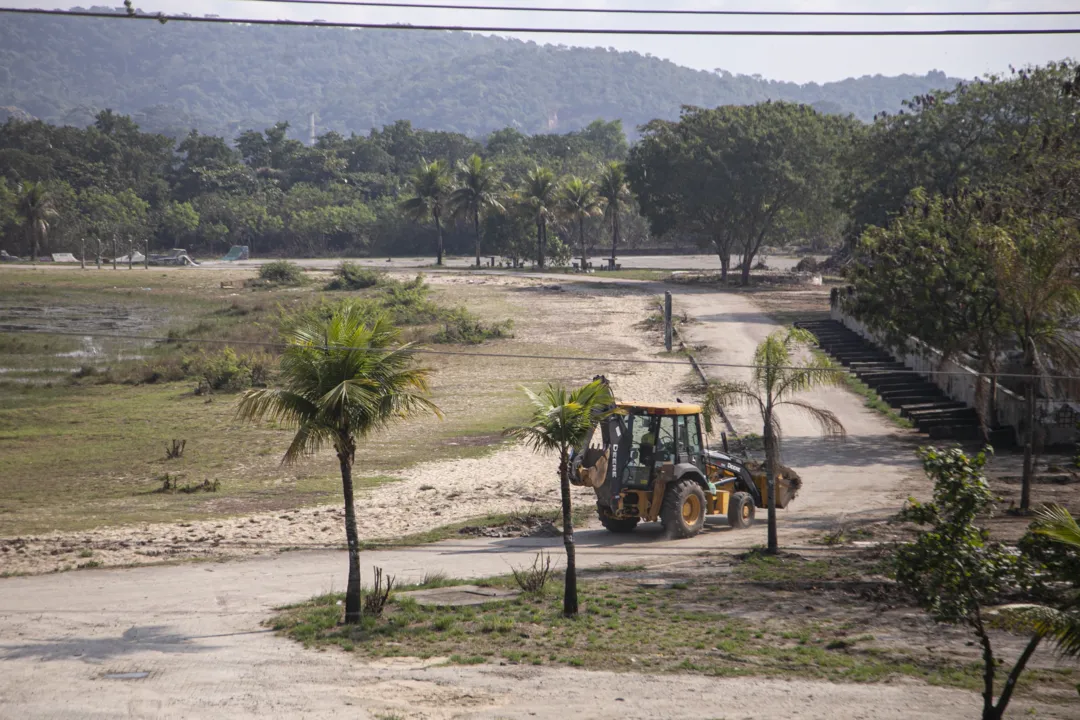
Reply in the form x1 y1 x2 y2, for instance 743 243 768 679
0 284 972 719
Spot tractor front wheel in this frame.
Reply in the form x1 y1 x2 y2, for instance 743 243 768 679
727 491 755 529
597 504 639 533
661 479 706 538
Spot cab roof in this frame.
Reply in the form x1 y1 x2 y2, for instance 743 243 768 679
616 401 702 416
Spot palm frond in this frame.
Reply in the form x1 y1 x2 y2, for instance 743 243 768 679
776 399 847 439
1034 504 1080 550
989 604 1080 657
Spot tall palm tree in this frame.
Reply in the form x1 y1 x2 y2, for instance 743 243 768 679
401 159 451 265
559 176 604 272
237 305 440 623
17 182 57 265
448 154 504 267
706 328 845 553
520 166 560 269
505 379 619 617
596 162 630 269
991 227 1080 512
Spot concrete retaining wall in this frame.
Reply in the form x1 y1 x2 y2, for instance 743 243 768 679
830 298 1078 447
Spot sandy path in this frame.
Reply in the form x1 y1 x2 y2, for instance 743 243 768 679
0 284 990 719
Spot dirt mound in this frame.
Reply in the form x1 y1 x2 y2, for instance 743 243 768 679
457 515 561 539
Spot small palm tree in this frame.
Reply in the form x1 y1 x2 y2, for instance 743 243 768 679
707 328 845 553
17 182 57 264
559 177 604 272
237 304 440 623
448 154 505 267
596 162 631 269
1028 504 1080 656
505 379 618 616
520 166 560 269
401 159 451 265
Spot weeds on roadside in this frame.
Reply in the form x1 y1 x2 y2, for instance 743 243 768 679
325 262 386 291
254 261 305 286
364 566 396 617
512 552 555 594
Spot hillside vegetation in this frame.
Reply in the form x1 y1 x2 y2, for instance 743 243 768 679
0 9 961 139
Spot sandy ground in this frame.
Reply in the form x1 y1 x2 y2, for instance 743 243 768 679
0 278 1027 720
0 279 686 575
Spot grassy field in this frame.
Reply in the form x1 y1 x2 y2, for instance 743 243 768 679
0 266 569 535
268 550 1076 704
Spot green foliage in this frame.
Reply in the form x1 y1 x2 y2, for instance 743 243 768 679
894 446 1039 720
432 310 513 345
629 103 854 282
257 260 305 285
546 235 572 267
190 347 273 392
324 262 386 291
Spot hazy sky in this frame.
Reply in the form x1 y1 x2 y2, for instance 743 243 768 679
8 1 1079 83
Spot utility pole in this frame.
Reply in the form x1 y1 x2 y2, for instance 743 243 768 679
664 291 673 352
80 238 85 270
112 235 117 270
309 112 316 147
144 238 149 270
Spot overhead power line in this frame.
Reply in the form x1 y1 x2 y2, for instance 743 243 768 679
238 0 1080 17
8 326 1080 382
3 7 1080 35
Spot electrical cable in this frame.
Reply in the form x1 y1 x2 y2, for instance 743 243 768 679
6 326 1080 382
3 7 1080 35
235 0 1080 18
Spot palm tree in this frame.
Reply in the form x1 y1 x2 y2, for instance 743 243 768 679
17 182 57 265
505 379 619 616
596 162 630 269
448 154 504 267
1025 504 1080 656
237 304 440 623
991 229 1080 512
520 166 560 269
559 176 604 272
401 159 451 265
706 328 845 553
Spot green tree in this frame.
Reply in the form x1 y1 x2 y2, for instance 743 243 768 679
505 379 619 617
894 447 1038 720
448 154 504 267
16 182 57 262
237 305 440 623
596 161 630 268
991 211 1080 512
630 104 847 284
559 176 603 271
706 328 845 553
160 201 200 246
401 159 451 265
519 166 560 269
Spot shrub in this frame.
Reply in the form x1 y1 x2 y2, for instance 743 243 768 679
258 260 305 285
512 552 554 594
325 262 385 291
547 236 572 267
794 256 820 272
189 348 274 391
432 309 514 344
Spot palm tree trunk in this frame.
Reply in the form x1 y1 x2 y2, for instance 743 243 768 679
338 442 363 624
536 219 544 269
473 209 481 267
578 215 586 272
434 210 444 266
609 210 619 268
992 634 1042 719
559 448 578 616
763 406 779 554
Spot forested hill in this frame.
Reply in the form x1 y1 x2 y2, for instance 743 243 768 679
0 10 962 139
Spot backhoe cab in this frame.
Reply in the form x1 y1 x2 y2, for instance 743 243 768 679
571 397 795 539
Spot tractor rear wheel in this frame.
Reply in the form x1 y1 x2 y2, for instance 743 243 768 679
727 491 755 529
597 504 639 533
661 479 706 538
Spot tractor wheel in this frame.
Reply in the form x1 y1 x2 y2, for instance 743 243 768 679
661 479 707 539
597 504 639 534
727 491 755 529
